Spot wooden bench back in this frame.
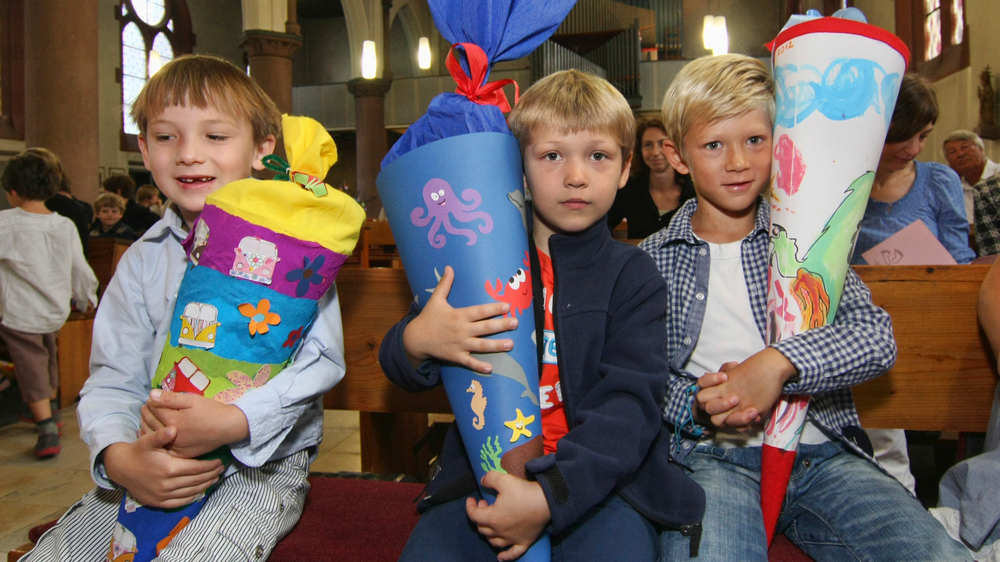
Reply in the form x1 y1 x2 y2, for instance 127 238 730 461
328 265 998 433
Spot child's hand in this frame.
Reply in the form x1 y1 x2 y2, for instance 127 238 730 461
403 266 517 373
465 471 550 561
103 426 225 508
697 349 796 428
141 389 250 458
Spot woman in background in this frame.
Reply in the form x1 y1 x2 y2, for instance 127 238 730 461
607 117 695 239
852 73 975 265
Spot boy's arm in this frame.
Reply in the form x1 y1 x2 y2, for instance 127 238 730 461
67 224 98 310
379 265 515 390
770 268 897 394
527 254 670 535
226 288 347 466
77 243 175 486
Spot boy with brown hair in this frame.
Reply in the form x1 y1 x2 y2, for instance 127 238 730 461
26 54 348 560
90 192 138 240
0 149 98 458
645 53 968 560
380 69 704 561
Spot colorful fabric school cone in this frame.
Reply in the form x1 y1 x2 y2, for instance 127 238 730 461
110 115 365 562
762 15 909 545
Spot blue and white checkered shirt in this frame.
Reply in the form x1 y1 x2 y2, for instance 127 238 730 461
640 198 897 462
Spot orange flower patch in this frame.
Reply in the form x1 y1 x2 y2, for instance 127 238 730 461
792 269 830 331
238 299 281 336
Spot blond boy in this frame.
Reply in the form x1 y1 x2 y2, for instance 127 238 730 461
26 55 347 560
380 69 704 561
644 54 968 560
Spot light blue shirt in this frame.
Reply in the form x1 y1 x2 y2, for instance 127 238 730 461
79 207 346 487
852 160 975 264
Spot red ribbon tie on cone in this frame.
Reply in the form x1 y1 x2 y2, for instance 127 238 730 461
446 42 519 113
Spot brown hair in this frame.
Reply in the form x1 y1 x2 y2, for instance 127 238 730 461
22 147 70 194
102 173 137 199
885 73 938 143
93 192 126 213
2 150 60 200
632 117 667 175
508 69 635 162
130 54 281 144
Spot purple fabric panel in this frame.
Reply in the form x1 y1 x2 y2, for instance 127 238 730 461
187 205 348 300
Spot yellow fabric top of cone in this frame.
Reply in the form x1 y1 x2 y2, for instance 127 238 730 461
207 115 365 254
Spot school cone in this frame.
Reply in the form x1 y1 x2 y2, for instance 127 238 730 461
762 15 909 544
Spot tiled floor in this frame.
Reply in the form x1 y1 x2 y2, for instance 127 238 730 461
0 405 360 557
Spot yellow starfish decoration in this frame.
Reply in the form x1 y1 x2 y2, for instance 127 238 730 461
503 408 534 443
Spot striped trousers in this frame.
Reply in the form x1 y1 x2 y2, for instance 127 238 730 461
21 449 310 561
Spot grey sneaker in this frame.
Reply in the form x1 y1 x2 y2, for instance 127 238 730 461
34 420 60 458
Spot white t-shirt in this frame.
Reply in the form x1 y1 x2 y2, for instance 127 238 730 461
683 238 827 447
0 208 97 333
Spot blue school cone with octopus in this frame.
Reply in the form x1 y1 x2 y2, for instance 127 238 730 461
377 2 576 559
108 116 365 561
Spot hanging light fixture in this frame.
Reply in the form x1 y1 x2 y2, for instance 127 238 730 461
417 36 432 70
702 15 729 56
361 40 377 79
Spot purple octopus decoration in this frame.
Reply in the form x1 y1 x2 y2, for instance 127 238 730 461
410 178 494 248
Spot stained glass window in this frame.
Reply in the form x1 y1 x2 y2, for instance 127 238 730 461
951 0 964 46
119 1 191 138
923 0 942 61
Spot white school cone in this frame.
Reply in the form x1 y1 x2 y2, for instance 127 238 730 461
762 17 909 544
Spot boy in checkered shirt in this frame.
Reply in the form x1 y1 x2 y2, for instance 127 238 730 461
645 53 968 560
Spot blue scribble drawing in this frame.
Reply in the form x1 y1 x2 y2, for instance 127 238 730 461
774 58 901 128
410 178 494 248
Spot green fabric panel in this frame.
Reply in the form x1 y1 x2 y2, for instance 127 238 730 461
152 343 287 401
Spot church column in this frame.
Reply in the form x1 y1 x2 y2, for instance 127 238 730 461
241 31 302 115
24 0 100 202
347 78 391 218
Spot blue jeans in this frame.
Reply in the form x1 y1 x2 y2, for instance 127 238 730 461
659 441 970 561
400 493 659 561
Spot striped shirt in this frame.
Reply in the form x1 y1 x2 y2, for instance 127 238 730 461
639 198 897 462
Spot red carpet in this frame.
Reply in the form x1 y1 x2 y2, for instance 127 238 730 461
269 475 810 561
270 476 424 561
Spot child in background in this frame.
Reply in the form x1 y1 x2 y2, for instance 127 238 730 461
0 149 98 458
380 69 704 561
37 146 93 249
135 184 165 216
645 53 968 560
90 192 139 241
25 54 349 561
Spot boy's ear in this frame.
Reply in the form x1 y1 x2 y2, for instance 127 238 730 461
618 152 633 189
664 139 690 176
137 135 151 171
251 134 278 171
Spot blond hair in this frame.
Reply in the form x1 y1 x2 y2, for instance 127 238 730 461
94 192 126 214
661 54 774 157
508 69 635 161
130 54 281 144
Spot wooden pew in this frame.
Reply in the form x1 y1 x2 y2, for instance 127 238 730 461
329 265 999 474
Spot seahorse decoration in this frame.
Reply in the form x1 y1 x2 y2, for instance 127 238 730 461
467 379 487 430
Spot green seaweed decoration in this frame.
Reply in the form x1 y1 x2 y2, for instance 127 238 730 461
479 435 507 474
